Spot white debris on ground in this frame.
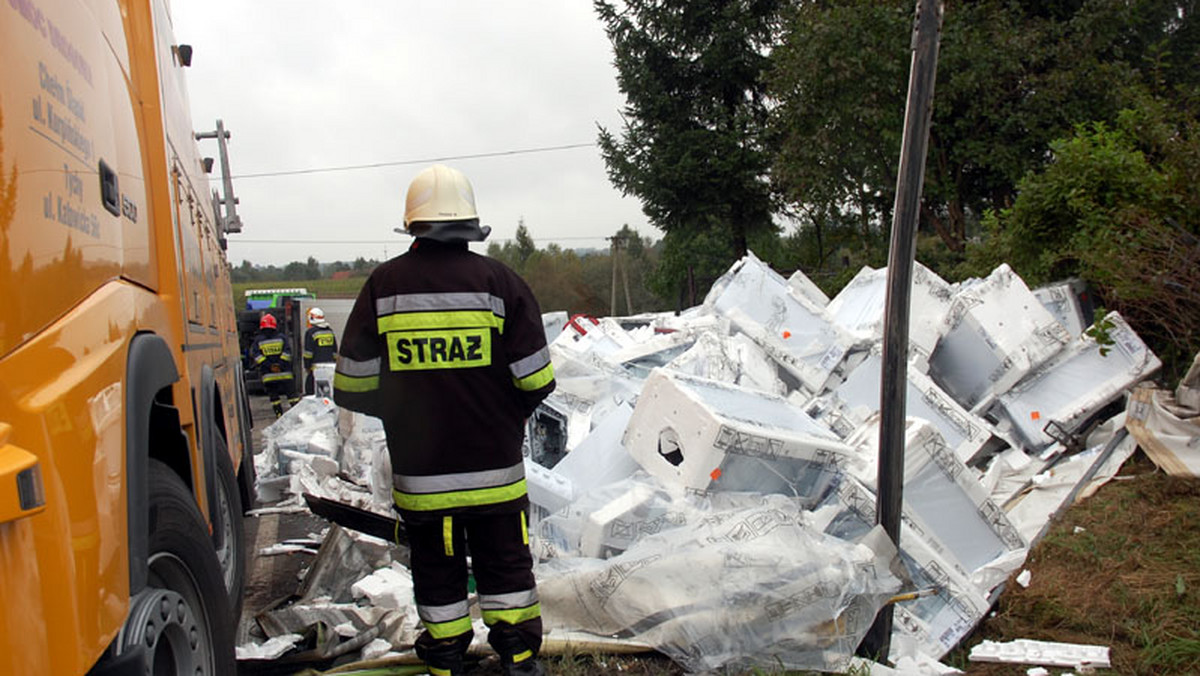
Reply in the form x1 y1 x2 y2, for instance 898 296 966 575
237 252 1169 674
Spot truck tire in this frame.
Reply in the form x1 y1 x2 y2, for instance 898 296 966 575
114 460 236 675
212 433 247 619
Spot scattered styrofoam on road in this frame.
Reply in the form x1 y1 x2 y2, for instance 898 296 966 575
236 633 304 660
927 264 1073 411
351 562 416 612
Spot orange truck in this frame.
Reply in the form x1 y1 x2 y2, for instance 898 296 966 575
1 0 254 673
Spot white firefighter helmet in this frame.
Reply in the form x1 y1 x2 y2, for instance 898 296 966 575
307 307 327 327
402 164 491 242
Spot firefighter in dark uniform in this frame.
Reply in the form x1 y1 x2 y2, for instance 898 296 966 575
303 306 339 395
334 164 555 676
250 313 296 417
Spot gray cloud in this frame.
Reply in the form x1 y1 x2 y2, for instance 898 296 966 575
172 1 651 266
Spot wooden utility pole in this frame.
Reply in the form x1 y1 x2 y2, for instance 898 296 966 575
859 0 944 662
608 232 635 316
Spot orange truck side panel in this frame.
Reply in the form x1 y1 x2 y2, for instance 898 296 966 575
0 0 247 672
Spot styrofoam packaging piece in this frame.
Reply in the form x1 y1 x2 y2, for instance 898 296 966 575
666 329 786 395
623 369 856 503
542 310 569 345
845 418 1027 585
786 267 831 308
824 263 953 368
613 329 702 380
808 350 1004 465
809 477 991 660
969 639 1111 669
1032 279 1089 338
525 458 576 519
704 252 860 394
551 315 639 359
578 481 664 558
350 564 414 611
994 312 1160 451
552 403 641 496
927 264 1072 411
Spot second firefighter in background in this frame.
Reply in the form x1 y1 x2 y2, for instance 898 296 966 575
334 164 555 676
303 307 339 395
250 313 296 417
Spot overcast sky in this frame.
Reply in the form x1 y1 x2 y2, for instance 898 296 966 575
169 1 653 267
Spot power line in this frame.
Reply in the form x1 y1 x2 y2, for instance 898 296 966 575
231 142 597 179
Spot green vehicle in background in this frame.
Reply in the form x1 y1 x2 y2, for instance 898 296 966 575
243 286 316 310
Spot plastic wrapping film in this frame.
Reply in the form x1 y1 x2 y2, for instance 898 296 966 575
928 264 1072 411
810 477 990 659
704 252 862 394
534 475 902 673
667 329 787 396
994 311 1160 451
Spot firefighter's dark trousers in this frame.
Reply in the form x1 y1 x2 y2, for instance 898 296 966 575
404 509 542 673
263 378 295 416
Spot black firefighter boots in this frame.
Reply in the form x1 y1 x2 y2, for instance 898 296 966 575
490 631 546 676
500 655 547 676
415 632 471 675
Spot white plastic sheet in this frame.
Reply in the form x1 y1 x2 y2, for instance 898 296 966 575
535 475 902 673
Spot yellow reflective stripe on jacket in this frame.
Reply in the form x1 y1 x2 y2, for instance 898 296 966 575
513 362 554 391
261 372 294 383
393 479 528 512
333 372 379 393
377 309 504 334
509 346 554 391
335 357 381 393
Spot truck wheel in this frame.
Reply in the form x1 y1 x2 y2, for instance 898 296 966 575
212 434 247 619
115 460 236 674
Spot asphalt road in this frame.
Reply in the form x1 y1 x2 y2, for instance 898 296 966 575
238 394 330 647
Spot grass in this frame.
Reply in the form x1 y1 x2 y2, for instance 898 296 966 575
949 451 1200 675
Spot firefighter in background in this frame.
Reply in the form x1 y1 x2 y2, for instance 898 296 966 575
334 165 555 676
250 313 296 417
303 307 339 395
